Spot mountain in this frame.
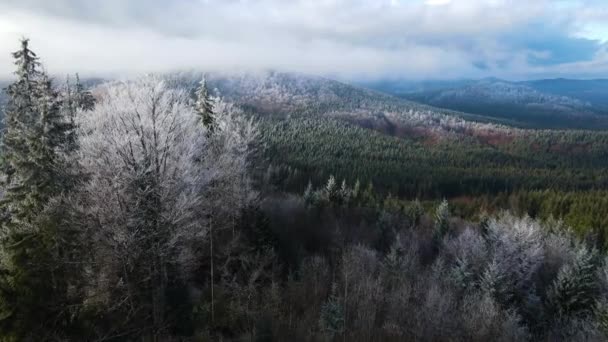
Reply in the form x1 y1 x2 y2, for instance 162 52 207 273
166 71 608 199
363 78 608 130
522 78 608 108
164 71 516 141
357 78 478 95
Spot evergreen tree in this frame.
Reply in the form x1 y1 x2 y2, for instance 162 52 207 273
73 73 95 111
60 74 94 155
319 283 345 337
408 199 424 226
0 39 81 340
0 38 57 222
61 75 78 154
433 199 450 243
352 179 361 202
303 180 314 205
195 77 216 133
547 246 600 320
324 175 341 204
1 39 41 198
339 180 351 206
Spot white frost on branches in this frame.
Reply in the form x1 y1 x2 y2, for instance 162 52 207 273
74 75 258 325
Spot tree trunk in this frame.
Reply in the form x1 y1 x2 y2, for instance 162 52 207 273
210 217 215 325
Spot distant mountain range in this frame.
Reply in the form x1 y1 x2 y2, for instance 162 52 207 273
2 74 608 130
362 78 608 130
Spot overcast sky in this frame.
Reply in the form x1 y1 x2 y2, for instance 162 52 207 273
0 0 607 80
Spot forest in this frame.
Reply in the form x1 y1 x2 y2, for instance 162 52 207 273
1 39 608 342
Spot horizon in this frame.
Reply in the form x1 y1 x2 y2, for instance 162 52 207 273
1 0 608 81
2 67 608 84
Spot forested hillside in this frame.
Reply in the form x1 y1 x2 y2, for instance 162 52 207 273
180 72 608 195
181 71 608 245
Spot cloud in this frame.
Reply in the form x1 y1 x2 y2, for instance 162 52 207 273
0 0 606 80
425 0 453 6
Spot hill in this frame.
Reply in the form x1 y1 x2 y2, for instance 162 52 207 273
364 78 608 129
168 72 608 199
522 78 608 108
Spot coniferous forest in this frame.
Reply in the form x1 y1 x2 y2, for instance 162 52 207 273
2 38 608 342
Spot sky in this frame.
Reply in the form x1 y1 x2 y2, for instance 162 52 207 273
0 0 607 81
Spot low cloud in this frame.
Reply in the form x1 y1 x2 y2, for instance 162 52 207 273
0 0 606 80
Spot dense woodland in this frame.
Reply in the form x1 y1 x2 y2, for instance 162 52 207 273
1 40 608 341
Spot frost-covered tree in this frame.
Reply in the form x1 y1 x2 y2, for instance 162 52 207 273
408 199 425 227
340 180 351 205
303 180 314 205
433 199 450 243
351 179 361 201
74 75 257 339
319 283 345 337
322 175 342 204
547 245 600 320
73 73 95 111
60 74 95 153
1 39 43 215
0 39 82 341
195 77 216 133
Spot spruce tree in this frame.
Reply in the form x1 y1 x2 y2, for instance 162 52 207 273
60 73 93 155
0 39 81 340
547 246 600 320
73 73 95 111
433 199 450 244
319 283 345 337
61 75 78 154
194 77 216 133
303 180 314 205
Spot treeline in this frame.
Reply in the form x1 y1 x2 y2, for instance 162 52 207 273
448 190 608 249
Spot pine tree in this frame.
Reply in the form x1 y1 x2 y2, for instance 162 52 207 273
324 175 341 204
303 180 314 205
361 182 376 207
61 75 78 154
60 74 94 155
1 39 41 199
319 283 345 337
433 199 450 244
195 77 216 133
451 257 473 292
0 39 82 340
73 73 95 111
547 246 600 320
408 199 424 227
382 240 408 285
352 179 361 202
339 180 350 206
0 38 55 222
